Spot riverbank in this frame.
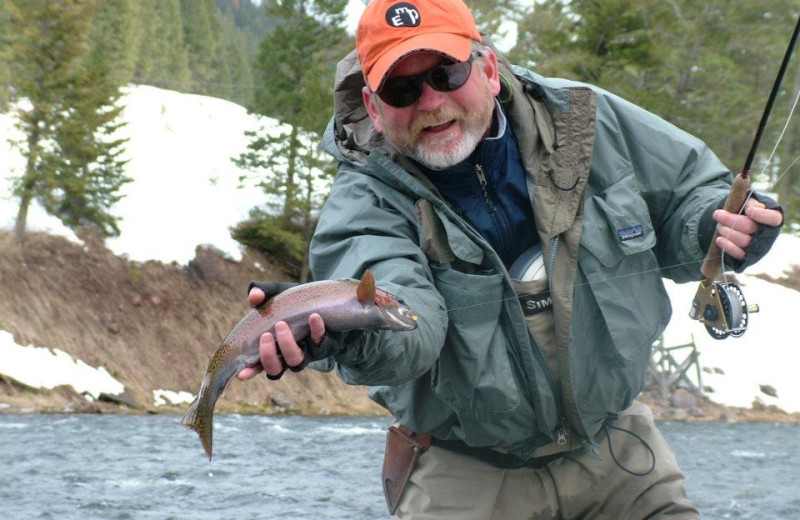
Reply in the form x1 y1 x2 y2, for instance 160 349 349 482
3 372 798 424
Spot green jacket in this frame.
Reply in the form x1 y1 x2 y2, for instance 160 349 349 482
310 48 731 459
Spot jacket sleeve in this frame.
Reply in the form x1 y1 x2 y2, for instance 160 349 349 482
309 166 449 386
598 93 734 283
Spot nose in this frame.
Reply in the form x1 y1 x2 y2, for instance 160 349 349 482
415 82 447 111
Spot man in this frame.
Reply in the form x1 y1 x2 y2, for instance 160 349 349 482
238 0 784 517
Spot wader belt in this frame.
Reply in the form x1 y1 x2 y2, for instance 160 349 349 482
431 437 565 469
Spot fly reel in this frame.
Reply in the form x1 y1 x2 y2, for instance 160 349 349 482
689 279 759 340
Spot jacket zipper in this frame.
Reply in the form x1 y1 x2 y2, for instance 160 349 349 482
475 163 513 260
475 164 566 444
475 164 496 215
557 417 568 445
547 234 582 442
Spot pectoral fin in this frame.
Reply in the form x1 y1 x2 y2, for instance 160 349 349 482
356 270 376 305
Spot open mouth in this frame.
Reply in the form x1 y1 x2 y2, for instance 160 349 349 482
423 120 456 133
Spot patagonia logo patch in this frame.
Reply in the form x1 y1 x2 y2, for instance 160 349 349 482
617 225 643 241
518 291 553 317
386 3 420 27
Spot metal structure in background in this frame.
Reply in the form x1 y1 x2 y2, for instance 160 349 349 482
690 13 800 339
648 335 704 401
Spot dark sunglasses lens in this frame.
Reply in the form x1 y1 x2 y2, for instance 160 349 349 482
429 61 471 91
379 77 422 108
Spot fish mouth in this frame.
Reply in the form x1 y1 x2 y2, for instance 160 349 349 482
395 307 419 330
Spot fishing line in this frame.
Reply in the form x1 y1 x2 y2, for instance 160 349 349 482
720 82 800 284
443 254 737 314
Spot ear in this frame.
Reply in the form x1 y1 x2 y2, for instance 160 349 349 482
480 49 501 97
362 87 383 133
356 269 376 305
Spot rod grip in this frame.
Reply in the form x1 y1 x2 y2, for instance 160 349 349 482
700 172 752 279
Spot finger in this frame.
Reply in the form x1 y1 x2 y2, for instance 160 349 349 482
260 332 285 377
716 223 752 250
236 362 263 381
715 236 746 261
744 205 784 227
713 210 759 235
274 321 305 368
744 198 766 211
309 313 326 345
248 286 267 307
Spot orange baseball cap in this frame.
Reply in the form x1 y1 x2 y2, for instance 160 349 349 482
357 0 482 92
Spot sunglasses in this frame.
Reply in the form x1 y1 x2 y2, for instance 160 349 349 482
377 53 479 108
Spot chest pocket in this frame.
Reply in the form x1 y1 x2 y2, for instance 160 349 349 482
579 176 671 362
415 199 526 419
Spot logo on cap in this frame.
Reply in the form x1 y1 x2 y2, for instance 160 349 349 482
385 2 420 27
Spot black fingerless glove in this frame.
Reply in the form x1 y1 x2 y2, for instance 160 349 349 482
264 332 347 381
697 191 784 273
247 280 299 305
246 279 347 381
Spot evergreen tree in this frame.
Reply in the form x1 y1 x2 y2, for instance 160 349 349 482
233 0 351 281
180 0 225 93
89 0 143 83
136 0 191 89
0 0 11 109
5 0 131 242
220 6 255 105
466 0 525 45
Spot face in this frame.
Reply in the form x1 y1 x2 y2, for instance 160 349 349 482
363 49 501 170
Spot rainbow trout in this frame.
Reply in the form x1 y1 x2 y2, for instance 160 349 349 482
181 270 417 459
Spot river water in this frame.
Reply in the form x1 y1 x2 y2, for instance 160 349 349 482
1 414 798 519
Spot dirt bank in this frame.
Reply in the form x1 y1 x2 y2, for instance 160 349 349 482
1 230 797 425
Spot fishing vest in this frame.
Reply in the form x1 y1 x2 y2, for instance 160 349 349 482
413 67 597 448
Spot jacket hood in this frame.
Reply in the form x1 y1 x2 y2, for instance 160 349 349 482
325 49 392 164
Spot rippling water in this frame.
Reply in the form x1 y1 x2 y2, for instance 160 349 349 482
1 414 798 519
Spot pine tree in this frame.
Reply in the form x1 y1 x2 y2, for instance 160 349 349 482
136 0 191 89
466 0 525 45
6 0 131 242
220 6 255 106
180 0 225 93
0 0 11 109
233 0 351 281
89 0 143 83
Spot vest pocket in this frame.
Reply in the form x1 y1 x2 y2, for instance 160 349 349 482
579 178 670 362
429 265 522 417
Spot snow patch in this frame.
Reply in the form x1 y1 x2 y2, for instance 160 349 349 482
0 330 125 399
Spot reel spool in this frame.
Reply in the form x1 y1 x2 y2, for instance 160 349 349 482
509 243 545 282
689 279 759 340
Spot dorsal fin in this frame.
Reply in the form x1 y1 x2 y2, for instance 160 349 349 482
356 270 376 305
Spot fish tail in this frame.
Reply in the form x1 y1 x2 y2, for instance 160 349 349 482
181 396 214 460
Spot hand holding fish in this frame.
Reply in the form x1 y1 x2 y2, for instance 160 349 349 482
181 270 418 459
236 284 326 381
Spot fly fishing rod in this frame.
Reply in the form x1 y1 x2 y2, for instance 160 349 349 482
689 14 800 339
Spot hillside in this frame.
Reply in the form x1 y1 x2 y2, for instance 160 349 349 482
1 229 797 424
0 230 383 416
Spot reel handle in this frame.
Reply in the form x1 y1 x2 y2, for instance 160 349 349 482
700 171 752 279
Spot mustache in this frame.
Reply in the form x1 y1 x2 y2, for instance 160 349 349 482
410 107 466 137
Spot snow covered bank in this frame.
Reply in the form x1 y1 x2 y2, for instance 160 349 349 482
0 330 124 399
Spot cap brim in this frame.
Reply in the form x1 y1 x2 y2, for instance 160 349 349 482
366 33 473 92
